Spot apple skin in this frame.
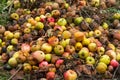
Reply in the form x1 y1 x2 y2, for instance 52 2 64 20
35 22 44 29
48 36 59 46
57 18 67 26
46 71 55 80
102 22 108 29
62 30 71 39
14 32 20 39
55 59 64 68
94 29 101 37
75 42 83 52
91 0 100 7
97 47 105 56
88 42 97 52
116 53 120 61
54 45 64 56
8 57 17 67
32 51 45 62
78 47 89 59
45 53 52 62
99 55 110 65
110 59 119 68
64 70 77 80
82 38 90 46
6 32 14 40
96 62 107 73
65 45 75 54
41 43 52 53
86 56 95 65
105 50 116 60
74 17 84 25
11 38 18 45
39 61 48 68
7 45 14 53
47 17 55 22
21 43 30 52
62 52 70 59
74 31 85 41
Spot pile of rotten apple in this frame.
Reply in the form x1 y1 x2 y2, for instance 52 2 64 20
0 0 120 79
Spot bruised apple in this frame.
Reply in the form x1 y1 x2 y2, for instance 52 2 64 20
64 70 77 80
32 51 45 62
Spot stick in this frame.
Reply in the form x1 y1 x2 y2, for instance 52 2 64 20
8 65 22 80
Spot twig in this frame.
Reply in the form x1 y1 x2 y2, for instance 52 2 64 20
112 64 120 79
8 65 22 80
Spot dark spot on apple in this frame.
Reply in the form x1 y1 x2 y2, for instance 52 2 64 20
81 53 85 56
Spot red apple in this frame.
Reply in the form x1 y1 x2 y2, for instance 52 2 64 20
32 51 45 62
46 71 55 80
48 36 59 46
110 59 119 68
47 17 55 22
65 45 75 54
64 70 77 80
21 43 30 52
39 61 48 68
62 52 70 59
55 59 64 68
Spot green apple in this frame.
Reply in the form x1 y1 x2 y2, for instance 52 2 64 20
13 51 20 59
35 22 44 29
94 29 102 37
88 31 94 37
75 42 83 51
78 47 89 59
7 45 14 53
62 30 71 39
96 62 107 73
54 45 64 56
6 32 14 39
24 28 31 34
113 13 120 19
57 18 67 26
85 18 93 24
41 43 52 53
74 17 84 25
97 47 105 56
116 53 120 61
91 0 100 7
60 39 67 48
11 38 18 45
88 43 97 52
0 39 2 45
86 56 95 65
31 44 41 52
45 53 52 62
14 32 20 38
64 3 69 9
100 55 110 65
102 22 109 29
8 57 18 67
82 38 90 46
